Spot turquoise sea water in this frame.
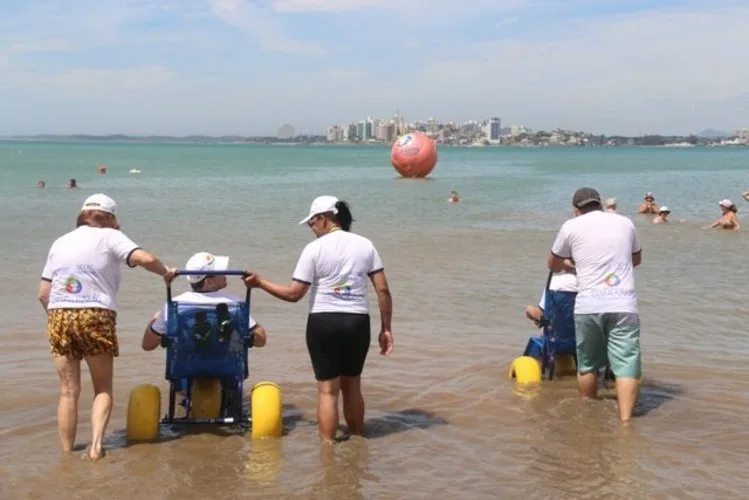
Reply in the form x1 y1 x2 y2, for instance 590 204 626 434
2 141 747 232
1 140 748 498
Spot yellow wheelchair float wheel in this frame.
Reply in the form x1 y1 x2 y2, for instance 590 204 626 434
126 384 161 441
509 356 542 385
251 381 283 439
555 354 577 377
191 378 222 419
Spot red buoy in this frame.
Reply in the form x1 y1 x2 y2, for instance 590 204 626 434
390 132 437 178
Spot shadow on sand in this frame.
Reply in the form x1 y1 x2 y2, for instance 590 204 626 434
633 379 685 417
601 379 685 418
361 409 449 439
110 403 309 451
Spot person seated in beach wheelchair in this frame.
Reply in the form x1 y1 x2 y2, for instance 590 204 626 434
125 252 283 442
511 266 578 383
512 267 615 384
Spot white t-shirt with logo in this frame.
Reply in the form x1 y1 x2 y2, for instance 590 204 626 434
538 272 578 310
551 210 641 314
41 226 141 311
150 290 257 335
292 230 384 314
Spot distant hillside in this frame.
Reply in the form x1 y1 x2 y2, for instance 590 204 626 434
696 129 730 139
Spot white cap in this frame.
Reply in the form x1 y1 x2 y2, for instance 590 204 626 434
184 252 230 284
81 193 117 215
604 197 617 207
659 205 670 213
719 199 733 208
299 195 339 225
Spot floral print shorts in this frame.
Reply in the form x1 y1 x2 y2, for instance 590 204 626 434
47 308 119 360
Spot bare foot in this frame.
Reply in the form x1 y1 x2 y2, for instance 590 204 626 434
81 445 106 461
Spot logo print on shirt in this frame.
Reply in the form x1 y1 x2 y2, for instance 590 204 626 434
64 276 83 294
331 279 352 298
604 272 621 287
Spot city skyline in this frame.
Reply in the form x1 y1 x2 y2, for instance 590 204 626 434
1 1 748 137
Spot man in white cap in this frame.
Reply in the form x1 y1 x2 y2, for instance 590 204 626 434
141 252 266 351
548 187 643 423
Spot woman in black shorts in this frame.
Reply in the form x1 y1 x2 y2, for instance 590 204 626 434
243 195 393 441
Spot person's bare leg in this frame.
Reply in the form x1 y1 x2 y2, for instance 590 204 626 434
577 372 598 399
340 376 365 436
85 354 113 460
316 378 340 442
615 377 639 423
54 355 81 452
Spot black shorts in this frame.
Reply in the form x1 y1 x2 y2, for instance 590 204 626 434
305 312 371 381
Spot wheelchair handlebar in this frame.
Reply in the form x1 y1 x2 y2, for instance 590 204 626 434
174 269 248 277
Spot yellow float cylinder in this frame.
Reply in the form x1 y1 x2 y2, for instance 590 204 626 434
509 356 542 385
126 384 161 441
251 381 283 439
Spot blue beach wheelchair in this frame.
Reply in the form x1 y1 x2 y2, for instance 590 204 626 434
510 271 578 384
510 272 615 384
126 269 283 442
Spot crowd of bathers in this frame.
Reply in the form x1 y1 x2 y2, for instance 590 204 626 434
604 191 742 229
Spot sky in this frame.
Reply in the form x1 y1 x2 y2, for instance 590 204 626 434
0 0 747 137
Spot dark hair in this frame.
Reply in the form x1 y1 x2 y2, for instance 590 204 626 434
76 210 119 229
190 279 207 292
332 200 354 231
730 204 738 213
578 201 602 214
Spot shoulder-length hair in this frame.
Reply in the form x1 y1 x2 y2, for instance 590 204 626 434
76 210 119 229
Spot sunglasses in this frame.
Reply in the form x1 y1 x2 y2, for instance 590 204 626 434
307 215 319 227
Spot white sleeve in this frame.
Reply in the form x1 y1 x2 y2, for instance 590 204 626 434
550 223 571 259
41 242 57 281
292 243 316 284
106 229 141 268
538 288 547 310
248 313 258 330
631 221 642 254
368 244 384 275
150 303 168 335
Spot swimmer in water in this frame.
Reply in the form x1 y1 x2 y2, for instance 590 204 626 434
638 192 658 214
705 199 740 230
448 190 460 204
743 191 749 202
68 178 78 189
37 180 46 188
604 197 617 212
653 206 670 224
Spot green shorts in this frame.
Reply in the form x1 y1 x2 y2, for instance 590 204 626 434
574 312 641 379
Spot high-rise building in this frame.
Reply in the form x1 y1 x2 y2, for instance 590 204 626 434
484 117 501 140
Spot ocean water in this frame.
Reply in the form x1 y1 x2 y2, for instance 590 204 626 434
1 141 748 499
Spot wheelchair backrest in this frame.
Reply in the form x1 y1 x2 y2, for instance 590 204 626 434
164 300 251 381
542 289 576 339
166 300 250 342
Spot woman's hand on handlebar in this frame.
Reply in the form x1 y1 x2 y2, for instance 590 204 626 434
243 271 261 288
163 267 177 284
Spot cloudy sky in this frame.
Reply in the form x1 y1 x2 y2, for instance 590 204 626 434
1 0 747 136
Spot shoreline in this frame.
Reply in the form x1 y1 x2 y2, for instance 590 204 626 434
1 137 747 149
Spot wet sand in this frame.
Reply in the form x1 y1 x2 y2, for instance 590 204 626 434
2 222 748 499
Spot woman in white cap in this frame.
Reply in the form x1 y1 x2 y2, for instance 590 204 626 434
706 199 740 230
243 195 393 442
604 197 618 212
37 193 176 460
